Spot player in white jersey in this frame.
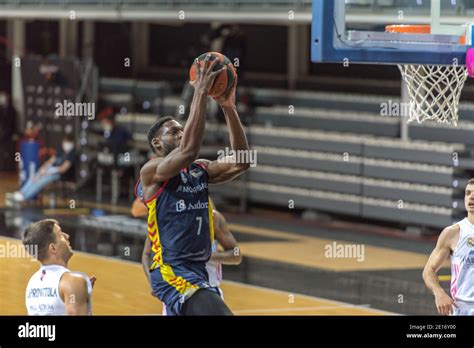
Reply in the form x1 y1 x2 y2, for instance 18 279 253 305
22 219 95 315
204 209 242 294
133 198 241 315
423 179 474 316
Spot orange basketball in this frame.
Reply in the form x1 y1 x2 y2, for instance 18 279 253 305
189 52 236 98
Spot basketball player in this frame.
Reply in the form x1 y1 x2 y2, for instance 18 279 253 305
139 54 249 315
423 179 474 315
134 196 242 314
22 219 95 315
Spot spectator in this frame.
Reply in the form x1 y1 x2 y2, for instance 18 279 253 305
6 134 76 204
98 107 132 155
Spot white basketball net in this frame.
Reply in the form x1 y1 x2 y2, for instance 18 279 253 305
398 64 468 126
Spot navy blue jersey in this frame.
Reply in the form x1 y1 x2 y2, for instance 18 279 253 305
135 161 214 269
135 161 220 315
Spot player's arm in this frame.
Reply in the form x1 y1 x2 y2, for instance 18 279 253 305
59 273 90 315
200 77 250 184
141 236 152 286
131 198 148 218
210 210 242 265
422 225 458 315
141 56 226 184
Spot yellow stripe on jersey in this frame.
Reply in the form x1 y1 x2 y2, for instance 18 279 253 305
146 199 162 271
159 263 199 295
209 196 215 242
146 193 214 293
147 199 198 293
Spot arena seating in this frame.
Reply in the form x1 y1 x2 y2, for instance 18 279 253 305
97 77 474 229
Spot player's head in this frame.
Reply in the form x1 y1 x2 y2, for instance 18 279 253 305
22 219 73 265
147 116 183 156
465 179 474 214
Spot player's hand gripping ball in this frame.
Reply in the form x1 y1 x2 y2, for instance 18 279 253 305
189 52 236 98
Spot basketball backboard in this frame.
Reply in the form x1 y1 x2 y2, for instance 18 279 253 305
311 0 474 66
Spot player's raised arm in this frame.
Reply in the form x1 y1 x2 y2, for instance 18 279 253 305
141 55 227 185
422 225 458 315
199 77 250 184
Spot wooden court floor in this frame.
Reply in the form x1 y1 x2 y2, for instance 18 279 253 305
0 237 392 316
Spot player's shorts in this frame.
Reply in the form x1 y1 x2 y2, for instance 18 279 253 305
162 285 224 316
150 262 220 316
452 301 474 316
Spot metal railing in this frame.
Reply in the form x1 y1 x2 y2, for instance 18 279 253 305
0 0 312 8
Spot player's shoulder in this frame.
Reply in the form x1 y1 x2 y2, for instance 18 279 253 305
194 159 211 170
60 272 88 291
140 157 164 176
438 223 461 246
141 157 163 169
442 223 461 235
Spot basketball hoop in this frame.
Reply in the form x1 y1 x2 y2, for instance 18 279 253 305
386 25 472 126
